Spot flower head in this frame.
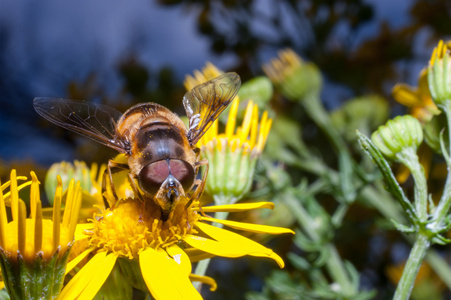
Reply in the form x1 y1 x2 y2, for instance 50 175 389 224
61 186 293 299
45 160 92 204
185 63 272 202
371 115 423 160
428 40 451 107
44 160 106 223
198 98 272 200
0 169 82 299
263 49 322 101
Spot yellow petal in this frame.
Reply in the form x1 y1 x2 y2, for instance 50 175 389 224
59 252 115 299
65 248 94 274
189 274 217 291
198 202 274 212
139 247 202 300
183 248 215 262
74 223 94 241
418 68 430 96
200 216 294 235
77 253 117 299
184 222 285 267
225 99 239 137
392 84 422 107
396 164 411 184
165 244 192 276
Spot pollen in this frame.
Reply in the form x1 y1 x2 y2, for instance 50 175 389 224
87 198 200 259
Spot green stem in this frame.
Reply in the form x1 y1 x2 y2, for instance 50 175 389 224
302 94 346 152
303 93 355 203
396 148 428 221
284 194 320 241
284 193 355 296
324 244 355 297
359 185 404 222
432 100 451 227
362 184 451 289
393 234 430 300
424 250 451 289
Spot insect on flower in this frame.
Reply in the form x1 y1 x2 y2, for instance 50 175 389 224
34 72 241 220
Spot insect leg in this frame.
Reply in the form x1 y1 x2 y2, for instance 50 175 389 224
127 172 144 203
102 160 130 208
185 160 209 214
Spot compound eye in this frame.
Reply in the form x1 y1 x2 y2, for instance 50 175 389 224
169 159 195 192
139 160 170 195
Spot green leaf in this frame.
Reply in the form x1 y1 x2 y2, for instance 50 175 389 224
391 220 416 233
357 131 418 225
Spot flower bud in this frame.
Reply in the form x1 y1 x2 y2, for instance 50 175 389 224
238 76 273 109
424 113 448 154
263 49 322 101
331 95 389 141
0 170 81 300
200 99 272 201
428 40 451 107
45 160 91 204
371 115 423 160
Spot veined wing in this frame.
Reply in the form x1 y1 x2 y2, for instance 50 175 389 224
33 97 129 153
183 72 241 144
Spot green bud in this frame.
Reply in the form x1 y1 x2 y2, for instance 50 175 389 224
331 95 389 141
263 49 322 101
424 113 448 154
45 161 92 205
371 115 423 160
221 76 274 124
238 76 273 109
428 41 451 107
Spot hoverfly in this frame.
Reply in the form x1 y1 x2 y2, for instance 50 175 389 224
34 72 241 220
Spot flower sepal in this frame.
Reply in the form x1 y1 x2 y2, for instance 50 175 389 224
203 138 256 200
390 220 417 234
117 257 148 293
0 245 72 300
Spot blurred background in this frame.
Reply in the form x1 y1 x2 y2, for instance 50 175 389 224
1 0 451 299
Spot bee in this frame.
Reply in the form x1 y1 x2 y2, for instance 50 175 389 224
34 72 241 220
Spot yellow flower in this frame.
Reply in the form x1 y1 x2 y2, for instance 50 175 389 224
185 62 272 202
0 169 82 299
199 98 272 200
428 40 451 107
61 193 293 299
184 62 224 91
392 69 439 123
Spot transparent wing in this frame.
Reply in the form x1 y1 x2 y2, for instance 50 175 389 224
33 97 129 153
183 72 241 144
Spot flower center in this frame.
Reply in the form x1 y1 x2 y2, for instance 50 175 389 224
87 198 200 259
